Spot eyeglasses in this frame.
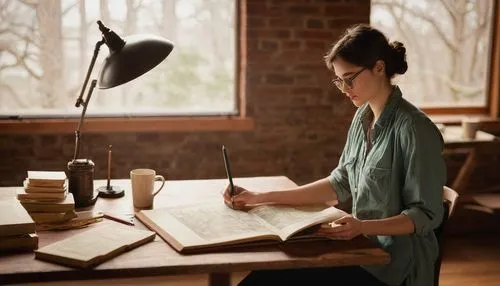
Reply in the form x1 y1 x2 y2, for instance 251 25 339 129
332 68 365 92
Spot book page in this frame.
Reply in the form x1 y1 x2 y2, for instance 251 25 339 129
249 205 347 240
166 202 276 241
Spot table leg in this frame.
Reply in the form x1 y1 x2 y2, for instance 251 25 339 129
452 148 477 195
209 272 231 286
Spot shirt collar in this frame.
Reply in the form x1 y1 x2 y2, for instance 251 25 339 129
358 85 403 129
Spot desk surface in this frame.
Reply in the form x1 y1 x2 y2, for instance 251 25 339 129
0 176 389 284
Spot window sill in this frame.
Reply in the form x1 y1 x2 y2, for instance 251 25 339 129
0 116 255 134
429 114 495 125
429 114 500 134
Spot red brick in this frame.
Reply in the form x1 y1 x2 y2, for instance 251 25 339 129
294 64 325 71
265 74 295 85
305 40 327 50
271 51 325 64
295 73 320 86
247 29 291 39
247 3 268 15
291 87 324 95
328 18 367 29
288 5 320 14
282 40 301 49
294 30 333 39
306 18 324 29
268 18 304 28
259 40 279 51
324 4 370 16
247 16 267 28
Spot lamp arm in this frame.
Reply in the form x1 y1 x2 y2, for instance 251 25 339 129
72 38 105 161
75 39 105 107
73 79 97 161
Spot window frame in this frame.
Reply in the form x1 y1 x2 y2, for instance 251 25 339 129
0 0 252 134
421 0 500 119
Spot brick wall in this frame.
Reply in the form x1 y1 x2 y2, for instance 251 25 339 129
0 0 367 187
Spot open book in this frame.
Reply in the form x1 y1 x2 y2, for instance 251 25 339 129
136 201 347 253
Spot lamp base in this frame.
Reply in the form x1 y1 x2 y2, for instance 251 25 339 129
97 185 125 198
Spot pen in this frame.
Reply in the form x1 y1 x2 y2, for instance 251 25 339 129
222 145 235 208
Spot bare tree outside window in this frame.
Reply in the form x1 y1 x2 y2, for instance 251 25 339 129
0 0 235 118
371 0 494 108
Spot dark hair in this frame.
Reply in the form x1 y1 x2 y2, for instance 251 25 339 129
324 24 407 78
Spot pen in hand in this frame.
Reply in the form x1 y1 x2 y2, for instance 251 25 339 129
222 145 235 209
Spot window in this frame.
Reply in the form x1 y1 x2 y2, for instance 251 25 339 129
371 0 496 112
0 0 236 118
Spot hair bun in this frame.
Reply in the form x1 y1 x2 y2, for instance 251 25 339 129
389 41 408 75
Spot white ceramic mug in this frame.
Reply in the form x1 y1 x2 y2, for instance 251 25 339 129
130 169 165 209
461 118 481 140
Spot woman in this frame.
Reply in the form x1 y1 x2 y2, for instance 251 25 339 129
223 24 445 286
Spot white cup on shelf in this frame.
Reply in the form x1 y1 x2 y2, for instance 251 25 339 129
461 118 481 140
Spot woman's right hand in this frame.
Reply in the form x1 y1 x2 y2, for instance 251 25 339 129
222 184 263 211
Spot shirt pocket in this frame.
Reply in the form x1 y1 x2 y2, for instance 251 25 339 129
361 166 392 203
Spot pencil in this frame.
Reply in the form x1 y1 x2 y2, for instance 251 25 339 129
103 212 134 226
106 145 112 189
222 145 235 208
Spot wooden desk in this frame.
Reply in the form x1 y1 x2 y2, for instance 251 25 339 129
442 126 497 194
0 176 389 285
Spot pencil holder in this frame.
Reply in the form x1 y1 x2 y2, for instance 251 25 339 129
67 159 98 208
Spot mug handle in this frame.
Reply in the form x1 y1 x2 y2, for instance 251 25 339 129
152 175 165 197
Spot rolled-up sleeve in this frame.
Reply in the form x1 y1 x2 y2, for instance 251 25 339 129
328 147 352 204
400 119 445 236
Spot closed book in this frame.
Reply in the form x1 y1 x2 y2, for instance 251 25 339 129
29 210 77 224
35 224 155 268
36 210 104 231
27 171 66 188
0 233 38 253
17 189 67 201
24 179 67 193
21 193 75 213
0 199 36 237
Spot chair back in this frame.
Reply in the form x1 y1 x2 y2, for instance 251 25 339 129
434 186 459 286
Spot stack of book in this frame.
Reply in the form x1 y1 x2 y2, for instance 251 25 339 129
17 171 77 226
0 199 38 252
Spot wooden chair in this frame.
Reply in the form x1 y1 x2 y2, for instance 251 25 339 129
434 186 459 286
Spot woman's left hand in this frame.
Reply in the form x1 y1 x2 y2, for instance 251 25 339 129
316 215 363 240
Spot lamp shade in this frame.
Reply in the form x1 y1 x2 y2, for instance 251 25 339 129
98 34 174 89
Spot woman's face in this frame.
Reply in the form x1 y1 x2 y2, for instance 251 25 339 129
331 57 384 107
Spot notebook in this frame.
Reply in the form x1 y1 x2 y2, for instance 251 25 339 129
35 223 155 268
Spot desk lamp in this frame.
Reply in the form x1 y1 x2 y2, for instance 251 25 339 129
68 21 173 208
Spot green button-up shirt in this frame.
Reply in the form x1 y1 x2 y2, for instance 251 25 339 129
328 86 445 286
